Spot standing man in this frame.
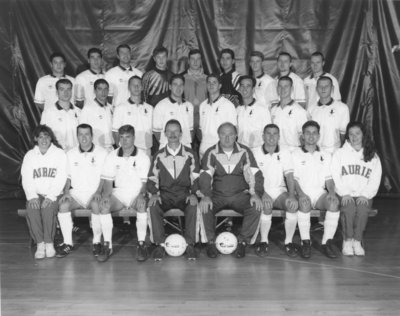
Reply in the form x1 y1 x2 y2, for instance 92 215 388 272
57 124 108 258
34 52 75 112
199 122 264 259
219 49 242 107
148 119 200 261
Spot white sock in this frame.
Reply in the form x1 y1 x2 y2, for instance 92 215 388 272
136 212 148 242
58 212 73 246
91 213 102 244
298 211 311 241
260 213 272 243
100 214 113 248
284 212 297 244
322 211 340 244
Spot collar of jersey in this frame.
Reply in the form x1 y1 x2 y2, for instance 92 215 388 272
89 68 104 75
317 98 334 107
94 98 107 108
50 74 66 78
56 101 74 110
256 72 265 79
169 95 185 104
118 65 132 72
262 145 280 155
241 98 256 107
79 143 95 153
278 99 295 107
128 98 142 106
165 144 183 156
117 146 137 157
301 145 320 153
207 94 222 105
310 72 326 79
217 142 240 154
278 71 292 80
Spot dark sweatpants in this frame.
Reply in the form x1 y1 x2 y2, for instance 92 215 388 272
202 191 261 243
340 197 373 241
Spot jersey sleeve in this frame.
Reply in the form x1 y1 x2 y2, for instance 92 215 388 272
112 106 123 132
339 105 350 135
40 109 49 125
101 152 116 181
46 151 68 201
199 147 215 197
360 155 382 199
147 154 161 195
152 102 164 133
225 101 238 126
281 150 294 175
187 102 194 130
330 150 350 196
34 78 45 104
74 75 85 102
332 76 342 101
293 78 306 104
138 153 151 183
78 107 89 124
323 152 332 180
104 72 114 98
21 152 39 200
245 146 264 197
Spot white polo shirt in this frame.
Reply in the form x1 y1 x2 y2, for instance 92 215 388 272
237 99 271 149
270 101 309 152
34 74 75 111
79 99 114 150
67 144 108 206
309 99 349 154
275 72 306 105
304 72 341 109
254 73 278 109
105 65 143 108
153 96 194 148
112 99 153 150
40 103 80 151
74 69 105 105
253 146 293 199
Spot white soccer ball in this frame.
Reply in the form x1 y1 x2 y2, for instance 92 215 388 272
215 232 238 254
164 234 187 257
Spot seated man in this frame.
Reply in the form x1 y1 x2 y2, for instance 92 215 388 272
99 125 151 262
148 119 200 261
292 121 340 259
57 124 108 258
253 124 298 257
199 122 263 259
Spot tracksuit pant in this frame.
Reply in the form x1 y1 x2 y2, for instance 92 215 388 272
341 197 373 241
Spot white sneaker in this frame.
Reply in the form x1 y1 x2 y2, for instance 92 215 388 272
35 242 46 259
353 240 365 256
45 243 56 258
342 240 354 256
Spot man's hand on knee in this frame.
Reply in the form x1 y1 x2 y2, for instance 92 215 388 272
299 194 311 211
41 198 52 209
148 194 161 207
134 194 147 212
356 196 368 206
28 198 40 210
199 196 212 214
341 195 354 206
250 194 263 212
285 194 298 212
262 193 273 211
186 194 198 206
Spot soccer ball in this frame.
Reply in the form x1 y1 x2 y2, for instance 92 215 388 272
215 232 238 254
164 234 187 257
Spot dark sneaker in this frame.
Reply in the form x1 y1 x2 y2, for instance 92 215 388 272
56 243 73 258
235 242 246 259
185 244 197 261
322 239 337 259
300 240 311 259
152 245 165 261
285 243 299 258
92 243 102 257
136 242 148 262
206 242 219 259
255 242 269 257
97 242 112 262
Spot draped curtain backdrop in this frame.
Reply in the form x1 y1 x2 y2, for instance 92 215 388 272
0 0 399 199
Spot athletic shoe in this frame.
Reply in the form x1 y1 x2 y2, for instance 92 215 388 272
321 239 337 259
45 243 56 258
152 245 165 261
97 242 112 262
136 242 148 262
285 243 298 258
342 240 354 256
92 243 102 257
56 243 73 258
185 244 197 261
353 240 365 256
300 240 311 259
255 242 269 257
235 242 246 259
35 242 45 259
206 242 218 259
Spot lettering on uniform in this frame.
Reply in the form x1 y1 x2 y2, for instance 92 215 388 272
341 164 372 179
33 167 57 178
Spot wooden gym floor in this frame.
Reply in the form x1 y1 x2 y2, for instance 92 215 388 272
1 198 400 316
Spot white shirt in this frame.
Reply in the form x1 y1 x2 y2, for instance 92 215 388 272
112 99 153 150
304 72 341 109
153 97 194 148
237 99 271 148
40 103 81 151
34 74 75 111
274 72 306 104
79 99 114 149
74 69 105 105
254 73 278 109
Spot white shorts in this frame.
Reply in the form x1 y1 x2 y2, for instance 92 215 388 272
113 188 140 208
70 189 94 208
303 189 326 209
265 188 287 202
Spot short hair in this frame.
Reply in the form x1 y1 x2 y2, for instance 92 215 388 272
169 73 185 85
302 120 320 133
128 75 142 86
217 122 237 135
152 46 168 57
33 125 61 148
87 47 102 59
77 123 93 136
317 76 333 86
55 78 73 90
116 44 131 54
164 119 182 132
250 50 264 61
311 51 325 61
239 75 256 87
94 78 109 90
207 73 221 84
188 48 201 58
263 123 280 134
278 76 293 86
118 124 135 136
220 48 235 60
49 52 66 63
277 52 292 62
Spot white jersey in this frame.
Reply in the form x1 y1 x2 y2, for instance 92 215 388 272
21 144 67 202
309 99 349 153
105 65 143 108
304 72 341 110
67 145 108 206
270 101 309 152
253 146 293 199
153 97 194 148
237 99 271 149
34 74 75 111
40 103 81 151
74 69 105 105
79 99 114 150
112 99 153 150
331 142 382 199
274 72 306 104
254 73 278 109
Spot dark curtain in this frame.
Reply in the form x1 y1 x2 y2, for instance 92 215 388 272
0 0 399 199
